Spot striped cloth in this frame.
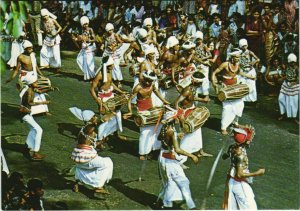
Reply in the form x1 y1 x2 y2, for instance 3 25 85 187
71 144 97 163
280 81 300 96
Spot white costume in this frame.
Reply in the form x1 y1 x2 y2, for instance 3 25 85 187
238 39 257 102
76 16 96 80
20 69 43 153
221 99 244 131
139 124 162 155
40 9 61 68
158 123 196 209
1 146 9 174
7 33 25 68
20 41 49 115
227 178 257 210
278 54 300 118
71 146 113 188
103 23 124 81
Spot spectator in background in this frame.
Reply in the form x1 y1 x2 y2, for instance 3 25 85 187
25 179 45 210
245 7 263 61
28 1 42 46
209 13 222 41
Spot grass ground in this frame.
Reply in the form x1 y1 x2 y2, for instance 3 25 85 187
1 51 299 210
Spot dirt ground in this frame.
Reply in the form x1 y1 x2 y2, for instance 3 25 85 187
1 51 299 210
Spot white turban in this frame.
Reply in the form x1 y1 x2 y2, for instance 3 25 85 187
22 71 38 85
143 71 157 81
195 31 203 40
182 41 196 50
80 16 89 26
138 28 148 39
22 40 33 49
287 53 297 63
69 107 95 122
228 49 242 57
239 38 248 48
166 36 179 49
144 46 155 56
20 31 26 37
41 8 57 19
105 23 114 32
143 18 153 27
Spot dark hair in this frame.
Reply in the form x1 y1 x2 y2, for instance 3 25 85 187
27 178 43 191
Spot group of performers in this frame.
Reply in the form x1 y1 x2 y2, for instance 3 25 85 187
4 7 299 210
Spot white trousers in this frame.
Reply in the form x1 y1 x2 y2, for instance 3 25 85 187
75 156 113 188
40 44 61 68
227 178 257 210
221 99 244 130
22 114 43 152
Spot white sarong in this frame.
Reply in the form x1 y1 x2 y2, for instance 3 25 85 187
31 93 49 115
75 155 113 188
139 124 162 155
238 68 257 102
278 81 300 118
98 111 123 140
176 127 203 164
7 40 24 68
40 35 61 68
77 44 96 80
227 178 257 210
158 150 196 209
221 99 244 130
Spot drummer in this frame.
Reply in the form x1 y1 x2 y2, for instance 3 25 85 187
158 36 181 98
5 40 51 116
212 49 248 135
124 71 170 160
174 72 213 168
90 56 128 144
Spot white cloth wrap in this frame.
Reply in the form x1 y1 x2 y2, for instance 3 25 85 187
221 99 244 130
75 153 113 188
77 43 96 80
238 67 257 102
227 177 257 210
139 124 162 155
97 110 123 140
278 81 300 118
176 127 203 164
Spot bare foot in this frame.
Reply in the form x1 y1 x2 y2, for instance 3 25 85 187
199 151 213 157
221 130 228 135
94 188 110 194
73 183 79 192
180 164 189 170
117 134 128 141
139 155 146 161
278 116 284 121
294 119 300 125
45 112 52 116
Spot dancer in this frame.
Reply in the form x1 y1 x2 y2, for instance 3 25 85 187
19 71 48 160
6 40 50 116
40 8 62 72
238 38 260 102
75 16 97 81
90 56 128 143
157 112 198 209
175 72 212 167
222 125 265 210
71 123 113 194
278 53 300 124
124 71 169 160
212 49 247 135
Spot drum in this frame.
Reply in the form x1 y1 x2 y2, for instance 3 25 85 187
217 84 250 102
35 77 53 93
19 76 55 93
134 107 165 127
104 94 130 110
182 106 210 133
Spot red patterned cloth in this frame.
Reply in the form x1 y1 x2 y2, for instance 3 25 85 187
137 97 153 112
